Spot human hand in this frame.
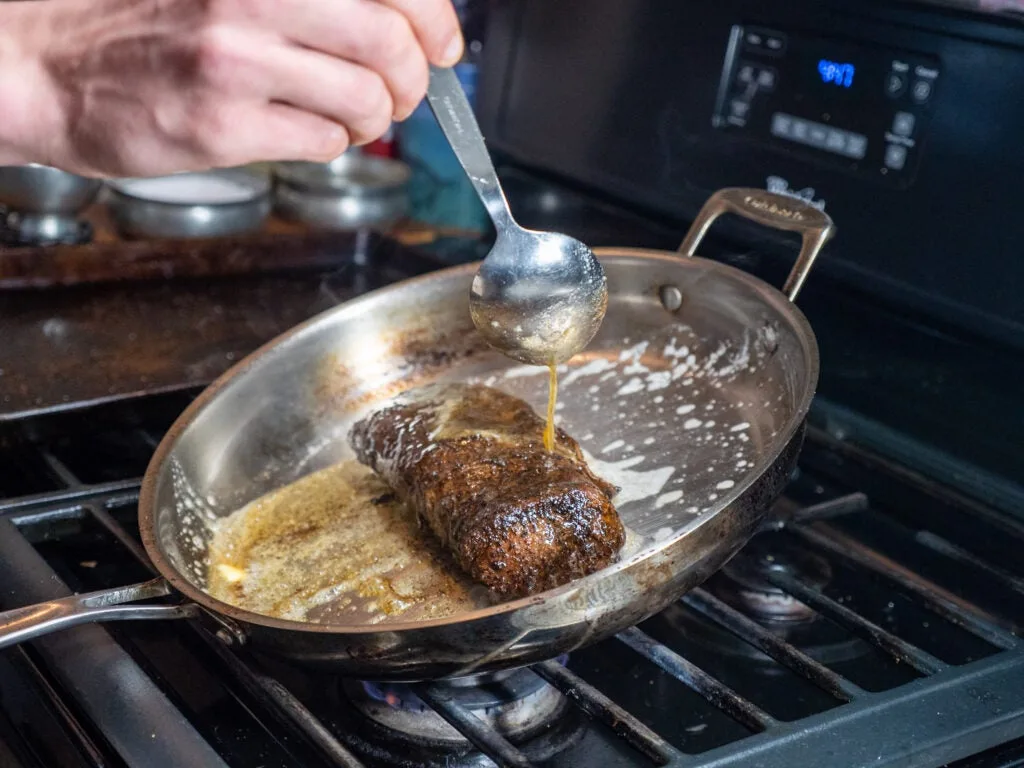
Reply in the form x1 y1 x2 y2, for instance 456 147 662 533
0 0 463 176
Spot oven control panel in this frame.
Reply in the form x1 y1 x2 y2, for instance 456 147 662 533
713 25 940 186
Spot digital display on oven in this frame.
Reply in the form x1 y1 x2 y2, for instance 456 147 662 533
779 38 893 126
714 26 940 185
817 59 855 88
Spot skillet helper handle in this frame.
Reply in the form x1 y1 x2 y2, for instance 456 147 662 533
678 188 836 302
0 578 197 651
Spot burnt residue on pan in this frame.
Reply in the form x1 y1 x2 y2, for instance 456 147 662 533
311 308 492 419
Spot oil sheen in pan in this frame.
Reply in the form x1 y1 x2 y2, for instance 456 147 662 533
207 459 487 624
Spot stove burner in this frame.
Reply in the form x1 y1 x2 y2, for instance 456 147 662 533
0 209 93 246
337 657 583 767
717 540 832 623
666 534 871 666
348 672 563 744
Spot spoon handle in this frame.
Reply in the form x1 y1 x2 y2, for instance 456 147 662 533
425 65 515 231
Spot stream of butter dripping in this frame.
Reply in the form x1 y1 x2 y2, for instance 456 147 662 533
543 363 558 452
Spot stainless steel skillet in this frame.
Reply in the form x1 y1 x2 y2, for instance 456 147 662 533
0 188 834 681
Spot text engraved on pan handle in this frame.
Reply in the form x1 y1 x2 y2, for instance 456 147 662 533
677 188 836 302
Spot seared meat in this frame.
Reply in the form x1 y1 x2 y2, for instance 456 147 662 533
348 383 624 597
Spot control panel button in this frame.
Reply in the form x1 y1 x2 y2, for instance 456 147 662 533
885 72 908 98
885 72 908 99
756 68 777 91
892 112 916 137
769 111 868 162
885 144 907 170
771 113 793 138
737 64 755 84
911 79 932 103
825 130 846 152
729 99 750 119
743 28 786 56
845 134 868 159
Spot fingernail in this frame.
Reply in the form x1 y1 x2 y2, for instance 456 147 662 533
320 125 349 158
441 32 464 66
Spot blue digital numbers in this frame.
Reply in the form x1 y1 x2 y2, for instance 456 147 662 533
817 59 855 88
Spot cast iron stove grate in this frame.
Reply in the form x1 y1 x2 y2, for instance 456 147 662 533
0 403 1021 768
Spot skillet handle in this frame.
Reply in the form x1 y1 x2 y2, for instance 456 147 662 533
0 578 198 651
678 187 836 302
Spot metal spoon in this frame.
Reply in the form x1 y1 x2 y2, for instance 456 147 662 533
424 65 607 366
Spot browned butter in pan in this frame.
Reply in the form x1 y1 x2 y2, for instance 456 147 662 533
207 460 485 625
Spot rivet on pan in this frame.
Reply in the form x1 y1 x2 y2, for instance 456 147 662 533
659 285 683 312
215 628 235 646
759 321 780 355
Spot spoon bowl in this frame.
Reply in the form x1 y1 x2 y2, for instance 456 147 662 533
426 66 608 366
469 227 607 365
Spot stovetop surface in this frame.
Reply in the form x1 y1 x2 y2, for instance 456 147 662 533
0 229 475 423
0 218 1020 766
0 164 1020 766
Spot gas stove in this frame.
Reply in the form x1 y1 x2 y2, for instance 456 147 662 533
0 225 1020 768
1 0 1023 766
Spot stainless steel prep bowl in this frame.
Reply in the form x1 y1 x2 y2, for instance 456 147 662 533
0 164 102 214
273 153 410 230
106 168 271 239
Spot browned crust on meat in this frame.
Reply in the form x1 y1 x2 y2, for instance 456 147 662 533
348 383 624 597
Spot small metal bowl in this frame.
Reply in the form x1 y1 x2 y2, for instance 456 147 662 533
272 153 410 230
0 164 102 214
106 168 271 240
